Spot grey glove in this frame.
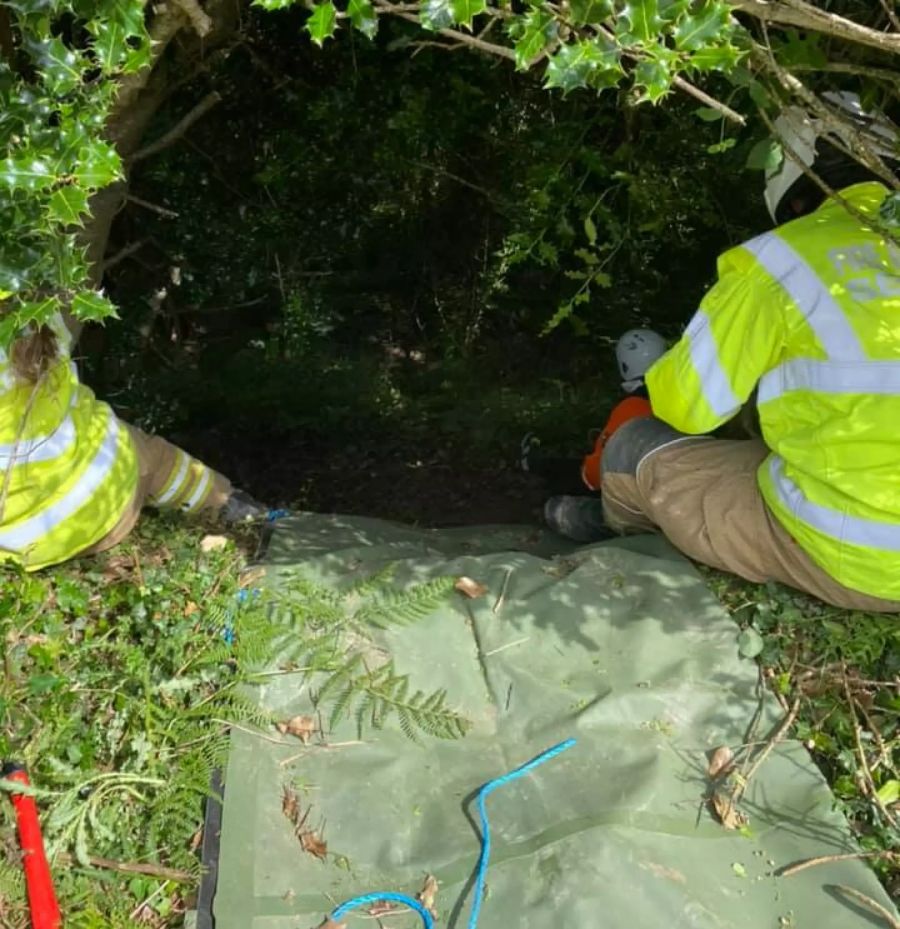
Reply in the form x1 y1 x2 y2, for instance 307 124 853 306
220 489 267 525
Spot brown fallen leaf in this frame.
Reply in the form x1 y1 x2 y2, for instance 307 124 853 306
707 745 735 779
711 790 748 830
417 874 439 917
301 830 328 860
184 602 200 618
282 785 301 823
455 576 488 599
200 534 229 553
275 715 318 744
368 901 401 917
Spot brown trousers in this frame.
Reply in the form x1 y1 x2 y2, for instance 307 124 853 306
83 423 231 556
603 437 900 613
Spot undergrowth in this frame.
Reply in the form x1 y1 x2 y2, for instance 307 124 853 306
0 516 466 928
705 570 900 901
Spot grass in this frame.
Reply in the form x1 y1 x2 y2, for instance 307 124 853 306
0 508 897 926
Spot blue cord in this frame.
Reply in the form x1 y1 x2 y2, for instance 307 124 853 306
267 508 290 521
328 738 575 929
332 892 435 927
467 738 576 929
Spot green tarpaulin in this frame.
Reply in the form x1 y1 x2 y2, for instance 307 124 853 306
203 515 897 929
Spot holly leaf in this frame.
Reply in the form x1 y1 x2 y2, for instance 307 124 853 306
0 154 56 191
544 39 620 94
29 37 83 95
452 0 487 30
48 187 89 226
568 0 613 25
348 0 378 38
90 20 127 73
617 0 662 45
305 2 338 46
688 44 742 72
71 290 118 322
745 139 782 172
674 0 731 51
74 140 122 189
658 0 689 21
634 58 671 103
513 9 557 71
420 0 455 30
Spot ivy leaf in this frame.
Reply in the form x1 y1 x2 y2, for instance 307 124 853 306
0 153 56 191
48 186 89 226
618 0 662 45
673 0 730 51
348 0 378 38
90 20 128 73
305 2 338 46
452 0 487 30
745 139 782 173
695 106 722 122
71 290 118 322
737 627 764 659
514 9 557 71
568 0 613 25
420 0 455 31
74 140 122 189
29 37 83 95
544 39 620 94
634 58 671 103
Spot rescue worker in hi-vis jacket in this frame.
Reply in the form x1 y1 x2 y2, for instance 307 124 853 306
545 91 900 612
0 311 265 571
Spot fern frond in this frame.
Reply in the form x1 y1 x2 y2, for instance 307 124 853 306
353 576 455 629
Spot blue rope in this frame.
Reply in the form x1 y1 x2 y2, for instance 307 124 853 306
466 738 576 929
328 738 575 929
267 508 290 521
332 892 435 927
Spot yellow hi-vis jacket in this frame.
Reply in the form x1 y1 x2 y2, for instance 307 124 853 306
0 312 138 570
646 182 900 601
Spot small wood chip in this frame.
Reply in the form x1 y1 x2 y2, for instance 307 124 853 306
200 534 229 552
455 576 488 599
417 874 439 917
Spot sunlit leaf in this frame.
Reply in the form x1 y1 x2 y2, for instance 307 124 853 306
673 0 730 50
305 2 338 46
452 0 487 30
420 0 454 30
568 0 613 25
74 140 122 189
544 39 621 94
745 139 782 172
348 0 378 38
71 289 118 322
513 9 557 71
617 0 662 45
48 186 89 226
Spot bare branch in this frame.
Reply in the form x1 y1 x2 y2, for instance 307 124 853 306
831 885 900 929
729 0 900 55
103 238 150 271
126 194 179 218
880 0 900 33
174 0 213 37
778 850 898 878
671 75 746 125
130 91 222 163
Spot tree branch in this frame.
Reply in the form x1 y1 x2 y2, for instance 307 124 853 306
174 0 213 37
126 194 179 218
671 75 746 125
102 238 150 272
729 0 900 55
880 0 900 33
130 91 222 163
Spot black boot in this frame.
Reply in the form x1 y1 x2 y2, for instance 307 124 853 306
543 496 614 543
220 489 267 525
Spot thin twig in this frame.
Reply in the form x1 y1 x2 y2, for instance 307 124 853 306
483 636 530 658
126 195 179 219
59 853 195 883
492 567 513 614
842 664 900 832
278 741 365 767
879 0 900 33
831 883 900 929
210 719 296 745
778 850 898 878
102 238 150 271
131 91 222 163
129 880 170 920
671 75 746 125
735 696 801 801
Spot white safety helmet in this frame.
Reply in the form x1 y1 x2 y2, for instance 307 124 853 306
764 90 898 223
616 328 667 391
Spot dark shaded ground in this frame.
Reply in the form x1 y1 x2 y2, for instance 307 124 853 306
183 427 552 526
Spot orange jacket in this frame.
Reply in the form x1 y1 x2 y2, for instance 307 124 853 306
581 395 654 491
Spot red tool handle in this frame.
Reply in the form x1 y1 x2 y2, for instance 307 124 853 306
3 763 62 929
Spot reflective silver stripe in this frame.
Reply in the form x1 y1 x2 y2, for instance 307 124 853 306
0 414 77 465
0 413 120 552
768 455 900 551
743 232 865 361
181 466 211 512
759 358 900 404
685 311 740 419
153 451 189 506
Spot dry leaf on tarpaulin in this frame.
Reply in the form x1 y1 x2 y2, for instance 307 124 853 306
707 745 735 779
455 576 488 598
275 715 318 743
417 874 439 917
200 534 229 553
711 789 748 830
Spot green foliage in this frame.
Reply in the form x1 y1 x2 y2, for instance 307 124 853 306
0 0 148 345
305 1 338 46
